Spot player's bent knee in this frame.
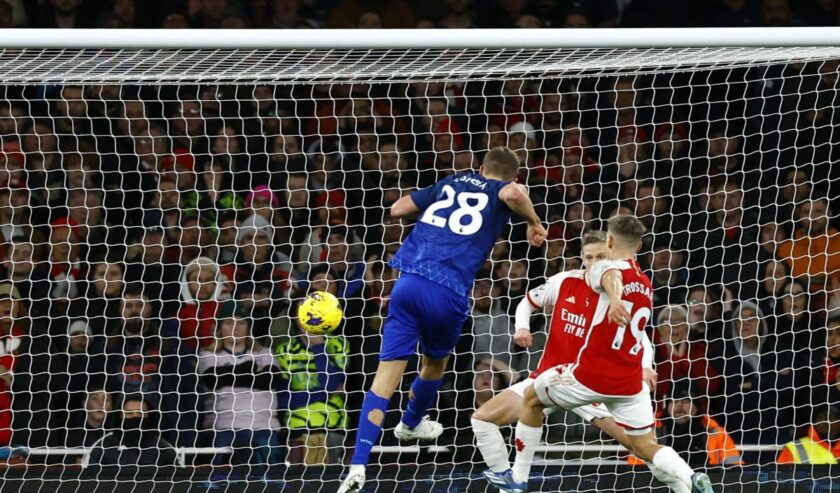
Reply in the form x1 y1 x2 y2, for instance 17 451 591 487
419 356 449 379
473 400 518 427
523 386 542 408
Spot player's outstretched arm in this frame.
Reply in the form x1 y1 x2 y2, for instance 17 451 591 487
390 194 420 219
601 270 630 326
498 183 546 247
513 296 537 347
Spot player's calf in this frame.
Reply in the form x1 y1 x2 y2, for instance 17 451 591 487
472 389 526 474
399 355 448 433
627 433 701 491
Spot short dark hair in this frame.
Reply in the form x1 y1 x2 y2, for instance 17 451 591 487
607 214 646 246
581 230 607 247
482 147 520 181
122 282 145 299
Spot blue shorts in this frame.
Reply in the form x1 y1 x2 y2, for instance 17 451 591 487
379 273 470 361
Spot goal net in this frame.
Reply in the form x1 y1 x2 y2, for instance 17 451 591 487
0 30 838 492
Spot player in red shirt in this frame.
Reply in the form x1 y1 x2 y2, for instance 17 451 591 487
474 231 689 493
508 216 714 493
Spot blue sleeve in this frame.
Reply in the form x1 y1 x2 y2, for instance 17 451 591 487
410 178 446 211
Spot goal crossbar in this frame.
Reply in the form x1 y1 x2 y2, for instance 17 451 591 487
3 28 840 49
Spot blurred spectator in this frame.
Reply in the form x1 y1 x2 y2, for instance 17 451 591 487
161 11 189 28
124 227 181 319
240 184 279 242
655 382 742 466
271 0 318 28
0 235 50 329
777 405 840 464
0 187 30 244
22 120 60 176
36 0 95 28
653 305 722 411
757 221 786 261
229 226 291 340
562 9 590 28
198 301 282 466
0 282 22 446
0 1 12 28
719 301 802 444
178 212 217 266
652 122 692 197
814 316 840 409
324 226 366 300
106 284 200 446
775 278 820 351
191 0 229 28
47 217 81 303
494 259 528 316
356 11 381 28
65 387 112 448
830 280 840 327
346 137 410 226
631 181 685 239
255 134 305 191
326 0 415 28
757 259 791 318
469 277 512 366
762 0 795 26
361 251 398 313
87 393 177 467
440 0 474 28
649 243 689 309
685 285 727 347
110 0 136 28
713 0 761 26
215 210 240 264
71 261 123 337
275 306 348 465
777 198 839 293
48 321 107 449
451 357 518 454
65 189 111 261
515 14 543 28
175 256 224 350
687 178 761 297
276 171 316 263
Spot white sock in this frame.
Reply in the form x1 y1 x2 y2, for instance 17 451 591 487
647 463 691 493
511 422 542 484
471 418 510 472
651 447 695 488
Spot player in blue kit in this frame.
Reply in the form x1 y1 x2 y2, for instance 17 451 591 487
339 147 547 493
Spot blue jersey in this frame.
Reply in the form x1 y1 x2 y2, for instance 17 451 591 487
390 173 512 297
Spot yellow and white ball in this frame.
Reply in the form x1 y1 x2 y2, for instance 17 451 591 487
297 291 343 335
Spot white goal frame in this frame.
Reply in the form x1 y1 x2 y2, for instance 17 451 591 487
1 26 837 473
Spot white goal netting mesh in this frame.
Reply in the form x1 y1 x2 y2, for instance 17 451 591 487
0 46 838 492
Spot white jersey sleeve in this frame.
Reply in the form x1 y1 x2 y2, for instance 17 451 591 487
585 259 630 293
640 330 654 369
514 271 577 330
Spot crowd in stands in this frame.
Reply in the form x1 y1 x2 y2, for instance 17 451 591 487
4 0 840 30
0 0 836 469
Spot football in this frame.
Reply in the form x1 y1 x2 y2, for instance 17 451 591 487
297 291 343 335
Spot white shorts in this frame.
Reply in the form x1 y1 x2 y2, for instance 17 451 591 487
532 365 654 435
506 377 613 423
